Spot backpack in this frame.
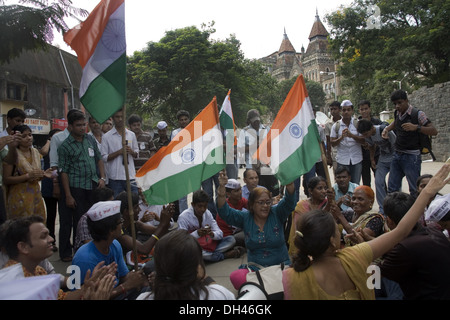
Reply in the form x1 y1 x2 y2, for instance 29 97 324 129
394 108 435 160
334 118 358 135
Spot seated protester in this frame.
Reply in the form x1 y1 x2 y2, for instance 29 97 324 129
72 201 148 299
415 174 444 230
2 215 115 300
241 168 263 200
74 187 115 253
137 188 175 231
378 192 450 300
332 185 386 246
333 166 359 211
424 193 450 239
137 229 235 300
115 191 175 263
215 179 247 247
177 189 244 262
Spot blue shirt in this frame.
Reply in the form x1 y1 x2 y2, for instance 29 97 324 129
72 240 128 286
217 191 296 267
333 181 359 211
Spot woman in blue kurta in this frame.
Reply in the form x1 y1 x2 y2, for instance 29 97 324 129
216 170 296 290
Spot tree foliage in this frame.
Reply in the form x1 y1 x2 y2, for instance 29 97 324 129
325 0 450 113
0 0 88 63
127 24 279 128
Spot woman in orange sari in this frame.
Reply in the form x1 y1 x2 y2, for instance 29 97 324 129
3 125 53 220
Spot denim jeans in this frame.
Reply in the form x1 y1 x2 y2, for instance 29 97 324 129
375 161 391 214
202 235 236 262
387 152 421 198
108 179 139 198
337 161 362 185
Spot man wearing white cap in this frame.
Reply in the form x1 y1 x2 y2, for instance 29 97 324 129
330 100 366 184
72 200 148 299
425 193 450 238
379 191 450 300
153 121 171 151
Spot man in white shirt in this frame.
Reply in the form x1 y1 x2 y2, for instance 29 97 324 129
101 109 139 197
330 100 366 184
177 189 239 262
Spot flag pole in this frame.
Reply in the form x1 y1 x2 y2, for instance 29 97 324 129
122 104 139 271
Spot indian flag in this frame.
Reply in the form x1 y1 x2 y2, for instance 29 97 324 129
63 0 126 124
219 89 236 164
255 75 321 185
136 98 225 205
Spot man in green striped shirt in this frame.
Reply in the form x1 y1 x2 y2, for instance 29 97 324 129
58 111 106 248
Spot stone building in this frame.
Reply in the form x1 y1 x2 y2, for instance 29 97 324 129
260 10 341 104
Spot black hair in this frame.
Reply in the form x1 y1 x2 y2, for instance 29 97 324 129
357 119 374 134
383 192 415 225
307 176 327 191
87 213 122 242
128 114 142 126
176 110 190 120
329 101 341 109
335 165 350 176
358 100 371 108
153 229 209 300
48 128 62 138
391 90 408 102
12 124 31 134
416 174 433 187
243 168 258 179
192 189 209 204
93 187 115 203
3 216 45 259
7 108 26 120
68 110 86 125
292 210 336 272
115 191 139 214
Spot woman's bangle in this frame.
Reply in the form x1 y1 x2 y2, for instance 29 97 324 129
152 234 160 241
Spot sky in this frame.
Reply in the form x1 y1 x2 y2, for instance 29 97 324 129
52 0 354 59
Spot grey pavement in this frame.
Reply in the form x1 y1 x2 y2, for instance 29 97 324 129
49 160 450 296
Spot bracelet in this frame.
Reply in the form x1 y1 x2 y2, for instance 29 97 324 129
152 234 160 241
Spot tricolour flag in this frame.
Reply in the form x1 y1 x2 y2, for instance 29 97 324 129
255 75 321 185
63 0 126 124
136 98 225 205
219 89 237 145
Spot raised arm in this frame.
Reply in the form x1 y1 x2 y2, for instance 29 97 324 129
368 164 450 260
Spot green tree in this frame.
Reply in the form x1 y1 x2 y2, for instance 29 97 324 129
0 0 88 63
277 77 326 110
325 0 450 114
127 24 279 128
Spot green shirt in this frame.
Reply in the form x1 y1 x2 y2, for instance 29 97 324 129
58 134 101 190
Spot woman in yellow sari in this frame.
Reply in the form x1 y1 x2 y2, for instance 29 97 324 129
3 125 53 220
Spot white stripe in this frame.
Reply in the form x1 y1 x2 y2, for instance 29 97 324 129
80 3 125 97
268 98 315 170
136 125 223 190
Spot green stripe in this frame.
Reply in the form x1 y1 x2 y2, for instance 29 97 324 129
81 53 126 124
142 147 225 205
220 112 234 130
275 120 321 185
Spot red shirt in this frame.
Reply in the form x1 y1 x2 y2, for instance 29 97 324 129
216 198 248 237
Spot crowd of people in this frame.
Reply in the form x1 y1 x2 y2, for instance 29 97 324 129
0 88 449 301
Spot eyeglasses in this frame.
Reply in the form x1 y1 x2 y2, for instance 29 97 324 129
255 200 272 206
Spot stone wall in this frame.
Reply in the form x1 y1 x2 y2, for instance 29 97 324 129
408 81 450 162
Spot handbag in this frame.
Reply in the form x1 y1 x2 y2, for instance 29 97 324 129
197 234 219 252
244 262 285 300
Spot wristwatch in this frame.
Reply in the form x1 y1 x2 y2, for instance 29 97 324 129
100 177 106 181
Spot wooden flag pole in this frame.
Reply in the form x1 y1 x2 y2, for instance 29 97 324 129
121 104 139 271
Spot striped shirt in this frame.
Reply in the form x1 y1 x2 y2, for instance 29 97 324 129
58 134 101 190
